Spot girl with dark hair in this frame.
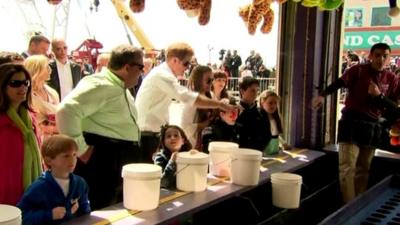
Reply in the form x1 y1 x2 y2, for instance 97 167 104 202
0 63 42 205
259 90 291 155
211 70 229 100
154 125 192 189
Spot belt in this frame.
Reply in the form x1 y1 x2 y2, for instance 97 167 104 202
83 132 139 147
141 131 160 137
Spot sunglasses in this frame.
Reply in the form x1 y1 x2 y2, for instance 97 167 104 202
8 79 30 88
182 61 191 67
130 62 144 71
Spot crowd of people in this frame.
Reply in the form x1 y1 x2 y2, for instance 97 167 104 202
1 33 399 224
0 35 291 225
219 49 273 79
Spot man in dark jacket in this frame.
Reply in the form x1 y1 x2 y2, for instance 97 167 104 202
48 39 82 100
230 50 242 78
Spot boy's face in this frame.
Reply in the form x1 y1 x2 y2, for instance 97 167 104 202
369 48 390 71
46 148 77 179
220 109 238 125
240 84 259 104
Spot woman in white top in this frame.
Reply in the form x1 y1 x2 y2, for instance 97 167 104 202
180 65 214 150
24 55 60 140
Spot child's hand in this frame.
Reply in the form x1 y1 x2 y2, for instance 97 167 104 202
71 198 79 214
52 207 66 220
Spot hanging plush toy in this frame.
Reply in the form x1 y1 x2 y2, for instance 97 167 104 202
130 0 145 13
47 0 62 5
239 0 283 35
389 0 400 17
177 0 212 25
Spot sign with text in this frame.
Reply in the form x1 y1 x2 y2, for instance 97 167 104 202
344 30 400 50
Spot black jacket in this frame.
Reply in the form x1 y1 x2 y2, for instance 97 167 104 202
236 101 270 151
201 119 240 153
48 60 83 100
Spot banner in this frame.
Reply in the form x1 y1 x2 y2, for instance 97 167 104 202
344 30 400 50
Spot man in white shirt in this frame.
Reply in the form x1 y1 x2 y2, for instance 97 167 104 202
135 42 236 162
48 39 83 100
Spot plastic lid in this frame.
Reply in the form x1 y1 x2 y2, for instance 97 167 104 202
0 204 21 222
176 151 209 164
232 148 262 161
208 141 239 153
122 163 161 179
271 173 302 182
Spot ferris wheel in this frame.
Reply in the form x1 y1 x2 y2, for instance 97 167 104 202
1 0 97 42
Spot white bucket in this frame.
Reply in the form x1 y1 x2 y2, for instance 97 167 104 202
231 148 262 186
0 204 21 225
121 163 162 211
208 141 239 177
176 151 209 192
271 172 302 209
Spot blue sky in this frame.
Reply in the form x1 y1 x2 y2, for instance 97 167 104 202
0 0 279 68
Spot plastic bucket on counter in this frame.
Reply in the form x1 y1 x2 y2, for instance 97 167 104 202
231 148 262 186
208 141 239 177
271 172 302 209
176 151 209 192
0 204 21 225
121 163 162 211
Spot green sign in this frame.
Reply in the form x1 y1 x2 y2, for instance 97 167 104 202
344 30 400 49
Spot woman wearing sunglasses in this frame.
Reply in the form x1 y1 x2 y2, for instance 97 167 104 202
0 63 42 205
180 65 215 150
24 55 60 140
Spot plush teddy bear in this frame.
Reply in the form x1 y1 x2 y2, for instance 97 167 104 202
239 0 279 35
130 0 145 13
177 0 212 25
389 0 400 17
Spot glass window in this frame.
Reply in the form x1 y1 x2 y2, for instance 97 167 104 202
371 7 392 26
345 8 363 27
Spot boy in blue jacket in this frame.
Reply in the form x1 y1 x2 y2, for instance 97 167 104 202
18 134 91 225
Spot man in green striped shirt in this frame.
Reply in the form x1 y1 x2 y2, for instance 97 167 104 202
57 44 144 210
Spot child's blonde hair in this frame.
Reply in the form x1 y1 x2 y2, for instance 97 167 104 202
258 90 283 134
258 90 280 105
41 134 78 168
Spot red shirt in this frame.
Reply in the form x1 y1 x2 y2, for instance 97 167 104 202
0 112 41 205
341 64 399 119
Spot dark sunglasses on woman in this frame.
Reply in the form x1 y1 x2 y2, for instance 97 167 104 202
8 79 30 88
